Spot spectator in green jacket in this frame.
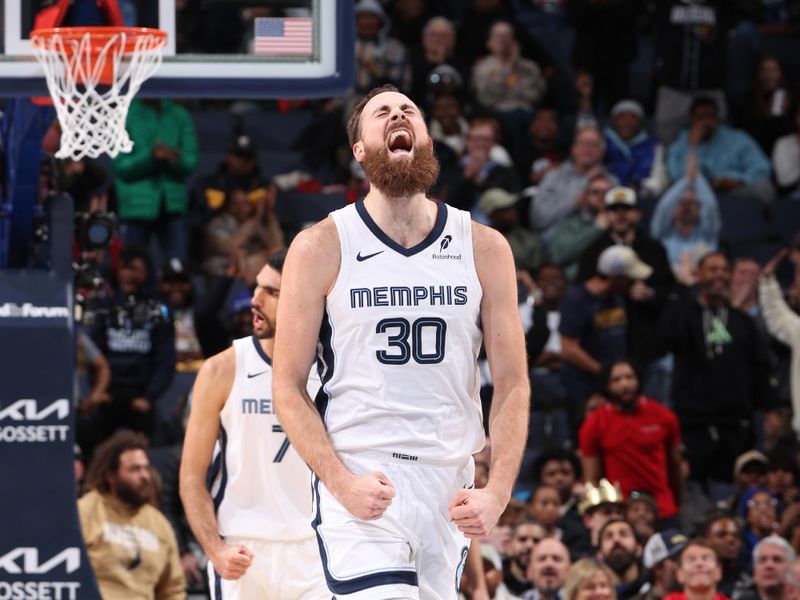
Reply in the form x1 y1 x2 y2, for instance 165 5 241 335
548 173 613 281
114 99 199 263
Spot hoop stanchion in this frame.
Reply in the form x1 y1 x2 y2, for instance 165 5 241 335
30 27 167 160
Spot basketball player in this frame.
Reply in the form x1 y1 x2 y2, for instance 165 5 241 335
273 85 530 599
179 250 328 599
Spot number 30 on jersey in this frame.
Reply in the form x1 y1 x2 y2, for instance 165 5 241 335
376 317 447 365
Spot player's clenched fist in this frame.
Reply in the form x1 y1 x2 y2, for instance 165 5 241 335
448 488 505 538
336 471 396 520
211 544 254 580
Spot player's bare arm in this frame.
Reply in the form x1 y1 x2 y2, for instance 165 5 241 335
179 349 254 579
273 219 396 521
449 223 530 537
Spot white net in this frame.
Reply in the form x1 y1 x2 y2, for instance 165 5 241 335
31 28 166 160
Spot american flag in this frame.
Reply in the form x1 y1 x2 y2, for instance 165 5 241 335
254 17 313 56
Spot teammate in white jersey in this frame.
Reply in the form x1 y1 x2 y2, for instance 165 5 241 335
273 85 530 599
180 250 328 599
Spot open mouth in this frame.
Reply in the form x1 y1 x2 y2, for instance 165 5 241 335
252 308 265 328
387 128 413 154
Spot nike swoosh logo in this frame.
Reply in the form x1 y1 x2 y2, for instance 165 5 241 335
247 371 267 378
356 250 384 262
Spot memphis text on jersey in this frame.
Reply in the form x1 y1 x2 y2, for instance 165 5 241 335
349 285 469 309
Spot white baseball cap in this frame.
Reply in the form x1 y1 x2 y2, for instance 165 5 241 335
604 186 637 208
597 245 653 280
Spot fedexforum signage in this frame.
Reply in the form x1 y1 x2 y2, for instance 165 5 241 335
0 303 69 318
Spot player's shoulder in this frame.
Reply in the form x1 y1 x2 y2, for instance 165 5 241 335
285 216 342 290
200 345 237 379
470 220 512 259
290 216 340 258
193 346 237 407
470 221 515 288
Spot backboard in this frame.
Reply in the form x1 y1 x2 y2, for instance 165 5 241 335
0 0 353 98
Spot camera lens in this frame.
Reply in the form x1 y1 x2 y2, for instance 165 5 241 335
87 221 112 247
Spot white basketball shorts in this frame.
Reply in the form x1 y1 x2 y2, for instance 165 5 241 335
312 452 475 599
208 536 329 600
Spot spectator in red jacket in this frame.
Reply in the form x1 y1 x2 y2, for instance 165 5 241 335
579 359 682 524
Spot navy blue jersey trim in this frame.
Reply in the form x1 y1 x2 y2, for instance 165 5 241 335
251 335 272 365
212 425 229 511
311 476 418 595
355 198 448 257
206 453 222 490
213 569 222 599
315 309 335 420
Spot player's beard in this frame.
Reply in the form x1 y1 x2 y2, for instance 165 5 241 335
360 140 440 199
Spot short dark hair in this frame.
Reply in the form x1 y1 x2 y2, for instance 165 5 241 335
512 519 544 536
346 84 400 146
535 262 566 280
84 431 149 494
690 95 719 115
532 448 582 483
697 250 729 269
119 245 150 269
266 248 288 274
701 512 740 538
597 516 636 545
532 483 561 502
768 452 799 481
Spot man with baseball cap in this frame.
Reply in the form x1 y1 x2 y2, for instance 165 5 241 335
479 187 542 275
639 530 688 600
577 186 675 404
559 243 652 422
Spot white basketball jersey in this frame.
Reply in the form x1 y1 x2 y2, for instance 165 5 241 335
318 199 485 463
210 336 319 541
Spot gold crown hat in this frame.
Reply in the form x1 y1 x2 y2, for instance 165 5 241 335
578 479 625 515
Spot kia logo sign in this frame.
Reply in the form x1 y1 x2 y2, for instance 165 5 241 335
0 547 80 574
0 399 69 421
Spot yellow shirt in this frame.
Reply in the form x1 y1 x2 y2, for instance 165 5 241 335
78 490 186 600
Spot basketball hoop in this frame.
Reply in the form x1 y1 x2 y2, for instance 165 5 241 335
30 27 167 160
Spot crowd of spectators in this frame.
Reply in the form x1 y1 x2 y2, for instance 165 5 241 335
49 1 800 598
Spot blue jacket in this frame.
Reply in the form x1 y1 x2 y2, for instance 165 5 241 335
666 124 771 185
604 128 657 187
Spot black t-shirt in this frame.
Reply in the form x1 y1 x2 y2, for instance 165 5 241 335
559 284 627 393
659 288 777 424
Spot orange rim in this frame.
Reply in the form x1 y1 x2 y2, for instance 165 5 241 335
30 27 167 54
